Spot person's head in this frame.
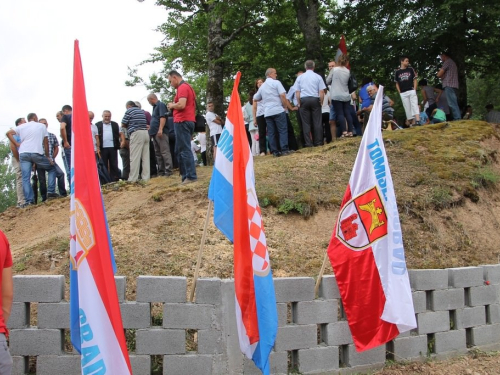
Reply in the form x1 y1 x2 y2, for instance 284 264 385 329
88 111 94 122
485 104 494 112
207 102 214 112
366 85 377 97
336 53 349 67
361 77 373 86
27 113 38 122
102 110 111 123
440 51 451 61
265 68 277 79
147 93 159 106
304 60 315 70
254 78 264 90
126 100 137 109
328 61 335 70
296 71 304 77
62 105 72 114
39 118 48 127
400 56 410 68
418 78 428 87
134 101 142 109
15 118 26 126
56 111 63 122
167 70 183 88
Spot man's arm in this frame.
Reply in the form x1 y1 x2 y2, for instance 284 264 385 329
6 130 20 149
2 267 13 323
437 68 445 79
295 91 301 107
60 122 70 148
52 144 59 159
158 117 166 138
168 98 187 111
280 93 296 111
43 137 53 164
434 87 443 103
319 90 325 106
326 69 334 85
395 82 401 94
421 88 428 106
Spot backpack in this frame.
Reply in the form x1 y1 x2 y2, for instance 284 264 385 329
348 72 358 94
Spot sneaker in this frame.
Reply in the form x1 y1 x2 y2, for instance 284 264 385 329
281 150 291 156
164 172 173 177
273 152 281 157
47 192 60 199
260 152 266 156
181 178 198 185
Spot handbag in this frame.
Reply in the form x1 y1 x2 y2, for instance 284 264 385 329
348 72 358 93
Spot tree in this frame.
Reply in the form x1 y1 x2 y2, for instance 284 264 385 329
0 142 17 212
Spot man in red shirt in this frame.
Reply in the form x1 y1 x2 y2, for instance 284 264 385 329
167 70 198 184
0 230 13 374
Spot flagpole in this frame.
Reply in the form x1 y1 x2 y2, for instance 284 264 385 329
189 199 213 302
314 250 329 297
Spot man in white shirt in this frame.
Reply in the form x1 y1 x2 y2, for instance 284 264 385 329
96 110 121 181
6 113 56 206
205 102 223 159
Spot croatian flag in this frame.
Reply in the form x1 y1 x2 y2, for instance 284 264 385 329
335 35 350 69
69 40 132 374
208 72 278 374
327 85 416 352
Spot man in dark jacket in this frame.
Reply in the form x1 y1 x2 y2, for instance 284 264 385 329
95 110 120 181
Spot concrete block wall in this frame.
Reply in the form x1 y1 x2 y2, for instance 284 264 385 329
9 265 500 374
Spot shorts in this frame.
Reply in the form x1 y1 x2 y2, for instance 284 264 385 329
211 133 221 147
329 103 337 121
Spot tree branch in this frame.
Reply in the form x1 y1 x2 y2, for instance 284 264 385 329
220 18 264 48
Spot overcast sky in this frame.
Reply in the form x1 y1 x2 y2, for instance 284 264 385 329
0 0 167 144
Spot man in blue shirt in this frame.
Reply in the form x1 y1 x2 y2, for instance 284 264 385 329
147 93 173 177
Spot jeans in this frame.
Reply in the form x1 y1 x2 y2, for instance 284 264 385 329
20 153 56 204
332 100 354 134
265 112 288 155
63 147 72 186
0 334 12 375
37 163 67 200
174 121 197 181
444 86 461 120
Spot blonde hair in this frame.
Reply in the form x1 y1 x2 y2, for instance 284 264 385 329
336 53 349 67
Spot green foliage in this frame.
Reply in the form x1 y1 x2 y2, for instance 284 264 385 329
471 167 500 188
0 142 17 212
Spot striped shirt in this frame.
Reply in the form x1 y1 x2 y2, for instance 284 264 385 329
441 58 459 89
47 132 59 158
121 107 148 134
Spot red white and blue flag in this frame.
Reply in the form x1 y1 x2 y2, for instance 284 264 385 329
335 35 350 69
69 40 132 374
208 72 278 374
327 85 416 352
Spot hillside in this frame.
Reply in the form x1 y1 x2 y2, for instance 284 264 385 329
2 120 500 300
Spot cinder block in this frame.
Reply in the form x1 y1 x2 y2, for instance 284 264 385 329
434 329 467 354
298 346 339 373
432 289 465 311
243 351 288 375
489 304 500 324
38 303 69 329
120 302 150 329
471 324 500 346
324 321 353 346
393 335 428 360
409 269 448 291
319 275 341 299
198 329 224 354
136 328 185 355
13 275 65 302
12 356 28 375
277 303 288 327
482 264 500 284
163 303 215 329
7 302 29 329
456 306 486 329
412 291 427 313
130 355 151 375
469 285 499 306
274 277 315 302
36 355 79 375
275 324 317 351
447 267 484 288
10 329 62 355
195 278 221 304
136 276 187 303
295 300 337 324
416 311 450 335
115 276 126 303
163 354 213 375
347 344 385 367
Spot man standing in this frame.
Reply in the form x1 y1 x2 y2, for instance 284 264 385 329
437 51 461 121
37 118 67 201
325 61 337 140
96 111 121 181
59 105 72 183
89 111 100 159
6 113 56 205
147 93 173 177
0 230 13 374
9 118 26 208
254 68 297 157
121 101 150 182
167 70 198 184
205 101 223 159
296 60 326 147
287 71 305 147
395 56 420 126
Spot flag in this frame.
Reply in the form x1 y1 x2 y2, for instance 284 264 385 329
327 85 416 352
335 35 350 69
69 40 132 374
208 72 278 374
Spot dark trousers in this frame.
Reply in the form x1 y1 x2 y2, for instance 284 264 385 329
322 112 332 143
256 115 268 154
333 100 354 134
286 114 299 151
101 147 120 181
300 96 323 146
119 148 130 180
37 163 67 201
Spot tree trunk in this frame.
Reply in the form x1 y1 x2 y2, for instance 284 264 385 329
293 0 325 75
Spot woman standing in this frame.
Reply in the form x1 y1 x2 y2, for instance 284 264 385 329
330 54 354 137
244 91 260 156
252 78 268 155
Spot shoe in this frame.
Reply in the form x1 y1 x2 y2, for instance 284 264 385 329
47 193 60 199
281 151 291 156
273 152 281 157
260 152 266 156
181 178 198 185
164 172 173 177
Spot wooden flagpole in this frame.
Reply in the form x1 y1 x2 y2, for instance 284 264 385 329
314 250 330 297
189 200 213 302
